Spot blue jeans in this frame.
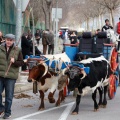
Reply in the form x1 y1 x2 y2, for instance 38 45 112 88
0 77 16 116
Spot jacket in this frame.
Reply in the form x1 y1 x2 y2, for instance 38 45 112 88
0 43 24 79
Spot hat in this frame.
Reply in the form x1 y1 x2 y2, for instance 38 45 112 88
5 34 15 40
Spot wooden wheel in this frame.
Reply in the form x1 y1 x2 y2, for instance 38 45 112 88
109 47 118 71
108 47 118 99
108 74 116 99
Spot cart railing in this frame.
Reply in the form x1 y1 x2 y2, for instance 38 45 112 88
103 43 114 60
63 43 79 47
64 43 115 60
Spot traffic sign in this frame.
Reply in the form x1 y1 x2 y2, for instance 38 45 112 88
52 8 62 21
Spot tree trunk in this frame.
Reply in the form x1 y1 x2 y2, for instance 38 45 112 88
98 15 101 29
45 11 50 29
96 17 99 30
92 17 95 31
42 0 52 30
110 9 115 28
109 11 113 27
79 22 81 28
101 14 104 28
87 18 89 31
84 21 87 31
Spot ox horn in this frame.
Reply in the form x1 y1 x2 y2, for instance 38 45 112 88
41 62 48 77
81 69 87 80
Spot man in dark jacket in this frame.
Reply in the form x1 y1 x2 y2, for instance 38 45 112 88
35 29 40 46
21 34 31 70
47 31 54 54
0 34 24 119
102 19 113 31
42 31 48 55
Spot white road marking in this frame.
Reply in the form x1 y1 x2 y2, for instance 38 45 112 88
58 102 75 120
13 102 75 120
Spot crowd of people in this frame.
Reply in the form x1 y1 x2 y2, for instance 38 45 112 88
0 29 55 71
0 28 55 119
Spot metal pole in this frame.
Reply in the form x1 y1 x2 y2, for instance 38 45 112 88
31 8 35 56
55 0 58 54
15 0 22 48
53 18 55 34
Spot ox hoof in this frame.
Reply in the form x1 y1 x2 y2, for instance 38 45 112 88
62 100 65 103
71 112 78 115
38 108 45 111
49 99 55 103
94 109 99 112
56 103 60 107
99 105 103 108
102 105 106 108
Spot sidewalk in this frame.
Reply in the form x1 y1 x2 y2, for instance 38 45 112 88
14 38 65 94
14 71 32 94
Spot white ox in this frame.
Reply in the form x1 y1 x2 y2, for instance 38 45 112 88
27 52 70 110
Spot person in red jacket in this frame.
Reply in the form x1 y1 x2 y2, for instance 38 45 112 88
116 18 120 35
115 18 120 51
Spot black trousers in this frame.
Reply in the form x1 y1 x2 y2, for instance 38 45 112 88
48 44 54 54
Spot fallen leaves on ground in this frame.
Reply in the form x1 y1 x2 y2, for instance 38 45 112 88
14 93 32 99
23 105 33 107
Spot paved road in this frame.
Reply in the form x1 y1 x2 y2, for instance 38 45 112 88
2 87 120 120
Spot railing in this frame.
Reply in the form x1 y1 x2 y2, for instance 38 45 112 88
103 43 114 60
63 43 79 47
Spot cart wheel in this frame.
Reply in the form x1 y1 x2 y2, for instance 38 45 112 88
109 47 118 71
108 74 116 99
114 70 119 90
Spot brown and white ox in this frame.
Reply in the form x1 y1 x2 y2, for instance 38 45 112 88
27 53 70 110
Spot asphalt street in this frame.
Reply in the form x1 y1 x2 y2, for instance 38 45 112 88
1 86 120 120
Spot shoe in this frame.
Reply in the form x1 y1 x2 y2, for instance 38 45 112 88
3 114 11 119
0 111 4 118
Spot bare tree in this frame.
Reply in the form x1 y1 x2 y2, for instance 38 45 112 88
29 0 120 31
93 0 120 27
29 0 56 30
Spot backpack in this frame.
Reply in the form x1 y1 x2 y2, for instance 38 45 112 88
117 22 120 34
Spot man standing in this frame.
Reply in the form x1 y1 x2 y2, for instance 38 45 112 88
42 30 48 55
0 34 24 119
35 29 40 46
102 19 113 31
47 31 54 54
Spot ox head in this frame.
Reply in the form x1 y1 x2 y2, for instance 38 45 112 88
27 60 48 82
58 75 68 90
65 63 90 91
